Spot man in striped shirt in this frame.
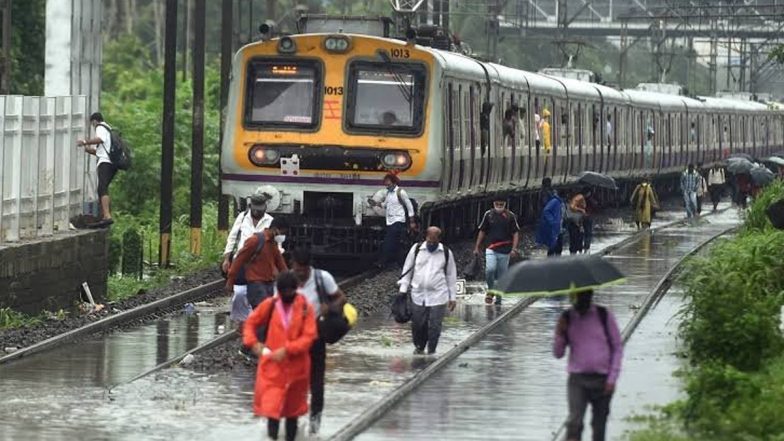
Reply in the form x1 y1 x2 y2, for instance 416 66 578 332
681 163 701 219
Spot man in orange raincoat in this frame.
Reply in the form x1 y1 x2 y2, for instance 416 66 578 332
243 271 317 441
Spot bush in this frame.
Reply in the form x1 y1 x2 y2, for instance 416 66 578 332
745 179 784 232
679 229 784 371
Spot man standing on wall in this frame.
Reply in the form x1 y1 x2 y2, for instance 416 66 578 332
77 112 116 227
370 173 417 268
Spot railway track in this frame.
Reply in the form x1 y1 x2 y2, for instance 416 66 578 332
342 210 739 441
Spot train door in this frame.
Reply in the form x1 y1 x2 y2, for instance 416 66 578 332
569 102 581 176
575 102 584 174
514 91 530 187
457 84 468 193
555 99 570 182
468 85 478 191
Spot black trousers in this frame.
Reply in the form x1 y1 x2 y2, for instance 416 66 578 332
268 417 298 441
310 337 326 417
411 303 447 354
97 162 117 197
566 373 613 441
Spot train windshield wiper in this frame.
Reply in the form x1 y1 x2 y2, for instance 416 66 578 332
377 50 414 104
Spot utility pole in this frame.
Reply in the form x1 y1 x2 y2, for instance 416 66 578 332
0 0 10 94
159 0 178 268
190 0 205 256
217 0 233 234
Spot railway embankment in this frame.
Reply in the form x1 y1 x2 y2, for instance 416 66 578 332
627 181 784 441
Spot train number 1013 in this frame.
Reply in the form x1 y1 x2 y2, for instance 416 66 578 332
390 48 410 59
325 86 344 95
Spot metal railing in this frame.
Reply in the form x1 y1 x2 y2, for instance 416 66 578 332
0 95 96 243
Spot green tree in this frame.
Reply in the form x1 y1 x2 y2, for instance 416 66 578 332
8 0 45 95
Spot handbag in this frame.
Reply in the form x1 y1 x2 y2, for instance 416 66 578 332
391 292 412 324
315 270 355 344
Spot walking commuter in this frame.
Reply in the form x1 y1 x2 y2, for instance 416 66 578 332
473 197 521 305
243 271 317 441
226 217 289 309
398 227 457 355
566 193 587 255
707 165 726 211
370 173 417 267
630 178 658 230
537 190 565 256
581 187 598 252
554 290 623 441
223 194 274 323
539 177 556 211
696 167 708 215
290 247 347 435
77 112 117 226
681 164 700 219
736 173 751 209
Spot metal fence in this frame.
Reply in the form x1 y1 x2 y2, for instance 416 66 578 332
0 95 96 243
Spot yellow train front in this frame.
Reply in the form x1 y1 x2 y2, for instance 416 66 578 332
221 33 440 264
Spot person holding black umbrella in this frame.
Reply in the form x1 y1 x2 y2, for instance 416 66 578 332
554 290 623 441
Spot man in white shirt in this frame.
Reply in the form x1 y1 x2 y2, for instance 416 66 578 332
290 247 347 436
398 226 457 355
370 173 417 267
222 194 274 323
77 112 116 225
606 114 613 146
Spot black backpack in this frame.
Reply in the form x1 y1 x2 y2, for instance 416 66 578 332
98 123 132 170
396 188 419 222
314 269 352 344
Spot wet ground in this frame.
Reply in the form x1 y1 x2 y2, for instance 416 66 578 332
0 204 705 441
358 208 740 441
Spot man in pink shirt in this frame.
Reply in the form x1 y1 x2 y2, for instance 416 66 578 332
553 290 623 441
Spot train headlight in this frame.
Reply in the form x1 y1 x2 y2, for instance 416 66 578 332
249 145 281 166
324 36 351 53
381 151 411 169
277 37 297 54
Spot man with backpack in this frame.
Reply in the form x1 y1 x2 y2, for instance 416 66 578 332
473 196 521 305
77 112 130 226
226 217 289 309
553 290 623 441
290 247 347 436
370 173 418 268
398 227 457 355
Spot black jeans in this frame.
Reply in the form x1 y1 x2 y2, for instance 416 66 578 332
310 337 326 416
547 233 564 256
247 282 275 309
566 373 613 441
381 221 406 266
268 417 298 441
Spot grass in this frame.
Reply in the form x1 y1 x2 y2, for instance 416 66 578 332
0 307 42 330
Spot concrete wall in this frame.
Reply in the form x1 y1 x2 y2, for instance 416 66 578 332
0 229 108 314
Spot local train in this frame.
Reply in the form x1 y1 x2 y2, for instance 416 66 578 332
220 31 784 261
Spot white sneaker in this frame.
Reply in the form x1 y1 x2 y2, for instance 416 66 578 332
309 413 322 435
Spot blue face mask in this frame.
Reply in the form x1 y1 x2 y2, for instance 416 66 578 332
426 243 439 253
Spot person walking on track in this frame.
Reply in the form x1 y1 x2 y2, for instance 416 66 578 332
554 290 623 441
243 271 317 441
223 194 274 323
473 196 521 305
77 112 117 227
681 163 701 219
707 165 726 211
290 247 347 436
398 227 457 355
226 217 289 309
369 173 417 268
537 190 565 256
630 178 658 230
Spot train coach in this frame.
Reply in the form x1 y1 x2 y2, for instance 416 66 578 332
220 31 784 264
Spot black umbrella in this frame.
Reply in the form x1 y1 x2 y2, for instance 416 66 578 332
491 254 626 297
575 171 618 190
772 151 784 159
728 153 755 162
763 156 784 167
750 165 775 186
726 157 754 174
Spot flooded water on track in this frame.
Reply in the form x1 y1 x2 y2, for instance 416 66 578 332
359 208 740 441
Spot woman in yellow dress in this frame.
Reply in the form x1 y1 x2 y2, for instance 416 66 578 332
630 177 659 229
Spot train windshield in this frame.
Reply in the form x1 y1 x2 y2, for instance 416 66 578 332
346 61 427 134
245 60 321 129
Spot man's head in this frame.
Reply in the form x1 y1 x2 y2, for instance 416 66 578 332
607 114 611 122
290 247 312 284
542 177 552 188
493 196 507 212
688 163 695 173
249 194 267 220
542 109 551 119
269 217 289 237
89 112 104 128
573 289 593 314
383 173 400 190
276 271 299 304
425 226 442 252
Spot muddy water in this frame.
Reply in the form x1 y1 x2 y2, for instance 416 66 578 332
0 207 712 441
358 209 740 441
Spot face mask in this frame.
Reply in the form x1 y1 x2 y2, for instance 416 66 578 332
387 184 395 191
494 205 506 213
251 209 264 219
274 235 286 244
575 293 593 314
280 290 296 304
426 243 439 253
